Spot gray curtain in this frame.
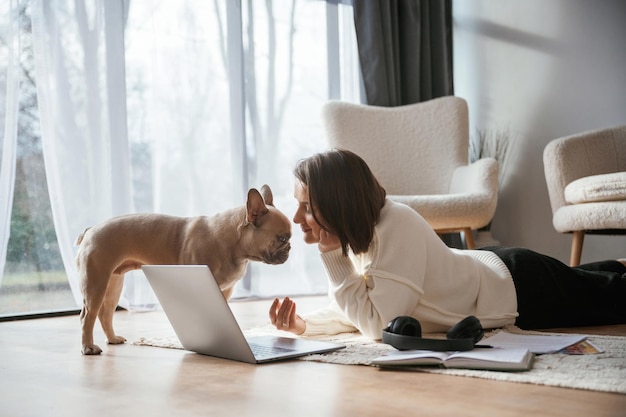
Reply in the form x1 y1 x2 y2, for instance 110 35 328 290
353 0 453 106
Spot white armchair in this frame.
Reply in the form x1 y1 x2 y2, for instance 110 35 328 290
321 96 499 249
543 125 626 266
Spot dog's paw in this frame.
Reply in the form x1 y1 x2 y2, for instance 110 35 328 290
81 344 103 355
107 335 127 345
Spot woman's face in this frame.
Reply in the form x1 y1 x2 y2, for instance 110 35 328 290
293 181 323 245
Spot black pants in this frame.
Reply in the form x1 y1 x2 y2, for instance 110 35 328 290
482 247 626 329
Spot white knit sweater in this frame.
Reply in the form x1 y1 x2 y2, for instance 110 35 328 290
302 199 518 339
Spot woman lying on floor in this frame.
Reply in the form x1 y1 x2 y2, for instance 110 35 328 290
269 149 626 338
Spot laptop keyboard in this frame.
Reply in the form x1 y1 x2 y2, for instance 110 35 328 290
249 343 295 358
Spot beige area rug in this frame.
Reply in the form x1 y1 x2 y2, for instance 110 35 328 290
133 325 626 394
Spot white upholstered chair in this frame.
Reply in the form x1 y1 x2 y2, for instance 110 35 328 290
543 125 626 266
321 96 499 249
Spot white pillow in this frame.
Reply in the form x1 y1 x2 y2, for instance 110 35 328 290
564 172 626 204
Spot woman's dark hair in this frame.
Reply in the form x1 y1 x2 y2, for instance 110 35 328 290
294 148 386 256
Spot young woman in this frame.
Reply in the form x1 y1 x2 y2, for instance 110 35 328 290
269 149 626 339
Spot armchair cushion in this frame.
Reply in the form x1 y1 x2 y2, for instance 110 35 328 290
564 172 626 204
553 201 626 232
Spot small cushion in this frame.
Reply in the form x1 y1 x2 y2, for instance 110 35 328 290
564 172 626 204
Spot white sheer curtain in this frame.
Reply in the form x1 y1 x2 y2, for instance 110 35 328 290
26 0 359 311
30 0 139 307
0 0 21 287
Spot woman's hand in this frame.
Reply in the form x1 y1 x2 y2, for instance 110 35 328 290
269 297 306 335
318 229 341 253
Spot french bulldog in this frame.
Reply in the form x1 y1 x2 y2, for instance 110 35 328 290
75 185 291 355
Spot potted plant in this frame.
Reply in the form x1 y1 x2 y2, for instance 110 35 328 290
468 128 512 247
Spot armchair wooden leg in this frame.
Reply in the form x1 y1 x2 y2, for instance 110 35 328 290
435 228 475 249
463 228 475 249
570 231 584 267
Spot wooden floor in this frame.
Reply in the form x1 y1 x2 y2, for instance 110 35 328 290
1 295 625 417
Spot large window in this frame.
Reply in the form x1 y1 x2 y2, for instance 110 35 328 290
0 0 360 317
0 0 74 316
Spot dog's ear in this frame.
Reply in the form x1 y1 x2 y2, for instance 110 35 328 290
260 184 274 206
246 188 269 226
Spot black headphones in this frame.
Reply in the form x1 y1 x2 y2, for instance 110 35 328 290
382 315 484 351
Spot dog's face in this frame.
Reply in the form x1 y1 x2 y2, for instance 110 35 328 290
245 185 291 265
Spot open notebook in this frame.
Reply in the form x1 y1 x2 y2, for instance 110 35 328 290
142 265 345 364
372 348 534 371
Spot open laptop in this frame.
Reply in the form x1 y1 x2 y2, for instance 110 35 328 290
142 265 345 364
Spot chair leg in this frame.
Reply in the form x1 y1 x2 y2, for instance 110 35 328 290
570 231 584 267
463 228 475 249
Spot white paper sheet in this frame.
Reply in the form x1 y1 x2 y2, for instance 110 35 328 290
480 332 587 354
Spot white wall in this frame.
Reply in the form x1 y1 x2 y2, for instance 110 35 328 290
453 0 626 264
